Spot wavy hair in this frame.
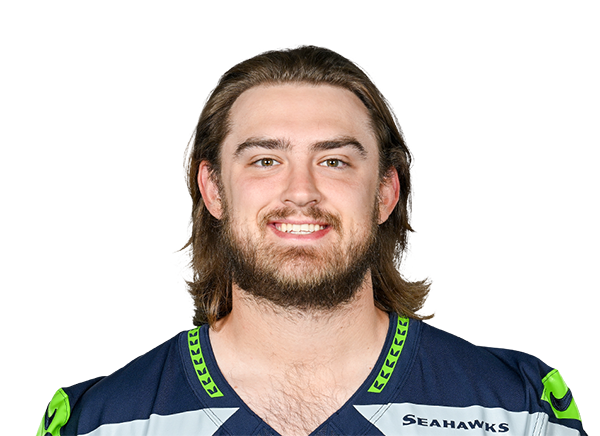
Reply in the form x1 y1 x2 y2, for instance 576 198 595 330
185 46 430 326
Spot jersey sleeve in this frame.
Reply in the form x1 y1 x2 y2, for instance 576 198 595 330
36 377 104 436
539 368 586 435
484 346 586 435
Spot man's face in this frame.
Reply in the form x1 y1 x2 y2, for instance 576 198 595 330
200 84 398 310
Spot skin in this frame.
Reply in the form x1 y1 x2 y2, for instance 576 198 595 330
197 84 400 435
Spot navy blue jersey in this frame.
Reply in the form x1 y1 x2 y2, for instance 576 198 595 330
37 314 586 435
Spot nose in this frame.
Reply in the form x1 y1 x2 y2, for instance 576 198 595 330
280 162 322 207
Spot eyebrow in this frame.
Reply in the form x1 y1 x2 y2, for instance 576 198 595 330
233 136 367 159
234 138 290 157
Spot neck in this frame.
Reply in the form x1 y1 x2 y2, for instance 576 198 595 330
209 274 389 372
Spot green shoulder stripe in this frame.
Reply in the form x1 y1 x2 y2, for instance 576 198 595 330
541 368 581 421
368 315 409 393
187 327 224 398
36 388 70 436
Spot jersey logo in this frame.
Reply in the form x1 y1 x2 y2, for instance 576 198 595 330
355 403 547 435
541 369 581 421
550 388 573 413
36 388 71 436
188 328 224 398
368 316 409 393
44 405 56 433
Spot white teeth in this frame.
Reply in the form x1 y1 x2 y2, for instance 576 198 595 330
276 223 324 234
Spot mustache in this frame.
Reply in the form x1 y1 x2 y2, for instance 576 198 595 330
260 206 343 232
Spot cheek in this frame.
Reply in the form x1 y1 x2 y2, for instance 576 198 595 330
225 176 279 221
331 185 379 229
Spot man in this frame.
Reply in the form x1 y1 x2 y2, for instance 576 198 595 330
37 46 586 436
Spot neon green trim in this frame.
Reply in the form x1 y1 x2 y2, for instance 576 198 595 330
188 327 224 398
368 316 409 393
37 388 71 436
541 369 581 421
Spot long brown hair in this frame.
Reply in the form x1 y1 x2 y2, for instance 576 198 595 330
185 46 430 326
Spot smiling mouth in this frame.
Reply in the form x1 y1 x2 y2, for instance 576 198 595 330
274 223 327 234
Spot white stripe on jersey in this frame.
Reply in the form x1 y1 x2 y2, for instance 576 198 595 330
355 403 580 435
80 407 239 436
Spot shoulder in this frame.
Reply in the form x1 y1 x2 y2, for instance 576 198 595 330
402 321 585 434
415 322 552 401
402 321 544 407
36 330 200 436
416 321 554 390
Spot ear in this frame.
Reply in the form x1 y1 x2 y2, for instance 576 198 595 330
378 168 400 224
197 161 223 219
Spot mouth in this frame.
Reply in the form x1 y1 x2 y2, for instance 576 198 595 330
269 221 331 238
273 223 328 235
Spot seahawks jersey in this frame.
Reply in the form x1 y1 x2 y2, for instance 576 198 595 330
37 314 586 435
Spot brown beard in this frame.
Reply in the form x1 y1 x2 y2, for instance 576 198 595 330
219 203 379 311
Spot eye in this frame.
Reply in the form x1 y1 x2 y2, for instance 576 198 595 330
320 158 346 168
253 158 280 167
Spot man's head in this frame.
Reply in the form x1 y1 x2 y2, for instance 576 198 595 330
186 46 429 326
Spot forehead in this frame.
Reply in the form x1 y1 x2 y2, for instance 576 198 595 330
225 84 375 147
